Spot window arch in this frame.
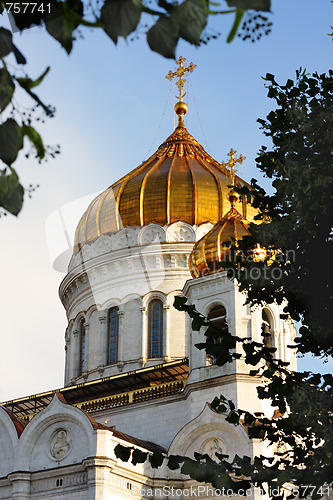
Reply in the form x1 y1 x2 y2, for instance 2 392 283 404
107 306 119 365
262 309 274 350
206 304 228 366
78 319 86 375
148 299 163 358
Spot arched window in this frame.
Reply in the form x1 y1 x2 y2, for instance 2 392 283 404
148 299 163 358
107 306 119 365
206 304 228 366
78 320 86 375
262 309 273 348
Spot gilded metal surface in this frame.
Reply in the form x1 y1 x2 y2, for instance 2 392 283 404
221 148 246 187
74 126 253 253
165 56 197 102
189 207 251 278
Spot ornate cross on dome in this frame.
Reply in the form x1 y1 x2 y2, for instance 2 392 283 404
221 148 246 187
165 56 197 102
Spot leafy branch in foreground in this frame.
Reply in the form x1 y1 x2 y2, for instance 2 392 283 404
115 297 333 500
0 0 274 216
0 28 58 216
230 69 333 358
114 70 333 499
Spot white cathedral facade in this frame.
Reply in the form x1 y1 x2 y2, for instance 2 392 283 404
0 59 296 499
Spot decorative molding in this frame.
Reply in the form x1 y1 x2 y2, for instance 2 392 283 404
138 224 166 245
117 361 125 372
195 222 214 241
67 222 213 272
113 228 138 250
49 428 72 461
166 222 195 242
140 357 147 367
99 315 107 324
200 437 226 460
94 235 112 256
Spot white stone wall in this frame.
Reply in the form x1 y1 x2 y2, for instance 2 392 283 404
183 271 297 418
0 393 262 500
60 222 216 385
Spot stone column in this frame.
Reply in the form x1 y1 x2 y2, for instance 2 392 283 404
83 322 90 380
83 457 115 500
117 309 125 370
163 304 171 362
9 472 31 499
64 327 70 385
140 306 147 366
98 314 107 375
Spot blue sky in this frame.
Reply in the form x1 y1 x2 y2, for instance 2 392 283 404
0 0 332 400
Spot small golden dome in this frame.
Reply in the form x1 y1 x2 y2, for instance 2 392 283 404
189 206 250 278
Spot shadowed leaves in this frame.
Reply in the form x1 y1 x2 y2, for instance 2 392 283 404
101 0 142 44
0 119 23 166
0 168 24 215
0 68 15 111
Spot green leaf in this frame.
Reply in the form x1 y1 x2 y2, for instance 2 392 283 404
0 28 13 58
264 72 276 82
44 1 83 54
131 449 147 465
226 0 270 10
244 411 256 425
226 410 240 424
167 455 185 470
227 8 244 43
114 444 132 461
16 67 50 91
0 28 26 64
0 68 15 112
149 452 164 468
8 0 44 31
101 0 142 43
0 119 23 166
172 0 207 45
0 167 24 216
147 16 179 59
22 125 45 160
181 457 199 477
192 316 204 331
173 295 187 310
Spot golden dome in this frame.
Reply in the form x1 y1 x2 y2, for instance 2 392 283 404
73 120 255 253
189 205 250 278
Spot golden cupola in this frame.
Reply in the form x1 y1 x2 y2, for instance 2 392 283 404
74 58 255 253
189 150 251 278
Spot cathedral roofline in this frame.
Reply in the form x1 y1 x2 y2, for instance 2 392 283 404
0 359 189 422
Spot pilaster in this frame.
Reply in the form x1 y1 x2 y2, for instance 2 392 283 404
8 472 31 500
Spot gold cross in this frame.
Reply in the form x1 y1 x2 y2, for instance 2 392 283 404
221 148 246 187
165 56 197 102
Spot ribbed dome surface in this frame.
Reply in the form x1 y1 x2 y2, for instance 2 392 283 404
74 124 254 253
189 206 250 278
